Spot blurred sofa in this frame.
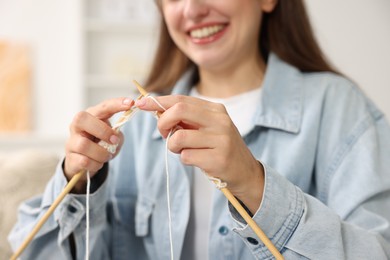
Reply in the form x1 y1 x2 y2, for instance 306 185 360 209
0 149 59 258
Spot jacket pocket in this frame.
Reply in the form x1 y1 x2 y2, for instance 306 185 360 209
135 195 155 237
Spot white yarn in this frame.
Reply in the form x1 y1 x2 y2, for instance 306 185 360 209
165 130 174 260
85 171 91 260
200 169 227 190
207 175 227 190
146 96 174 260
112 107 140 130
147 96 166 112
98 141 118 155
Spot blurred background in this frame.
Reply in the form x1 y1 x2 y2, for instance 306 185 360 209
0 0 160 154
0 0 389 257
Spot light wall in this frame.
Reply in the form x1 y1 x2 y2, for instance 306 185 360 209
0 0 82 139
305 0 390 118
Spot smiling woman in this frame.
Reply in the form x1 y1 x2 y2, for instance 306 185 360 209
8 0 390 259
146 0 336 96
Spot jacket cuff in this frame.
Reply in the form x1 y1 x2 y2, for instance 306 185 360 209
229 163 305 258
40 159 109 241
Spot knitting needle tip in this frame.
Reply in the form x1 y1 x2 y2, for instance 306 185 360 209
133 80 149 97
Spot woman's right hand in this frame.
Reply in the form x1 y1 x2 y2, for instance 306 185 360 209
64 97 134 193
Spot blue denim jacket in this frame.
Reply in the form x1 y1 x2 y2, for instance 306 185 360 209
9 54 390 259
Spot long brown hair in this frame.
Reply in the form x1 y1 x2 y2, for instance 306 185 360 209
145 0 336 93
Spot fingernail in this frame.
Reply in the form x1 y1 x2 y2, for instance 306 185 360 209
135 98 146 107
110 135 119 144
123 98 132 105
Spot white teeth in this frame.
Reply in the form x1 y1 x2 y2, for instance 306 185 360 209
190 25 224 39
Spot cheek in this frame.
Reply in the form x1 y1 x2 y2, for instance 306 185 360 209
162 5 182 35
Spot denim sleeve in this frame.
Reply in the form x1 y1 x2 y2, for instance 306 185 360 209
229 118 390 259
8 159 111 259
229 164 306 259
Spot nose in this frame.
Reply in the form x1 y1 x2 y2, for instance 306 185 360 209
183 0 209 20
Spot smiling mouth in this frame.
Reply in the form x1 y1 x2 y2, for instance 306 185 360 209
189 25 226 39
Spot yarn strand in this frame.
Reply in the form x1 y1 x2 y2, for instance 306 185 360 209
85 171 91 260
146 95 174 260
165 131 174 260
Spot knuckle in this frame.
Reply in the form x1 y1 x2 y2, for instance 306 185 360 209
180 150 192 165
99 101 110 112
173 102 187 115
214 103 227 113
79 156 90 169
73 111 87 125
170 130 186 151
75 137 89 154
173 129 186 143
88 161 103 173
219 114 234 129
157 119 165 132
176 95 186 103
65 139 73 153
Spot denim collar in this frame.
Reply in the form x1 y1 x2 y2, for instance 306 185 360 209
255 53 303 134
152 53 303 139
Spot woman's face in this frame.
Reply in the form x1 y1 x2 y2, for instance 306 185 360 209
161 0 277 72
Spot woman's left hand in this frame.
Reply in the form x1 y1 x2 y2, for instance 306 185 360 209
136 95 264 214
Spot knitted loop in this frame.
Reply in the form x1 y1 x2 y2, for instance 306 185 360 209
201 169 228 190
208 176 228 190
98 140 118 154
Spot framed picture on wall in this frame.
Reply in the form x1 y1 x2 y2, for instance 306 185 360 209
0 41 31 133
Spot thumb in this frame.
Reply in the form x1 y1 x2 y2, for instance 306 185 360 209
87 97 134 120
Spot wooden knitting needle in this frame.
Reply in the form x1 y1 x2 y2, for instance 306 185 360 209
10 170 84 260
220 188 284 260
132 80 284 260
10 94 144 260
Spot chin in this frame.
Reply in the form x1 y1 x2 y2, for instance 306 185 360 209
191 54 227 71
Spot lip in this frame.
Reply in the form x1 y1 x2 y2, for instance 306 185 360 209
187 22 229 45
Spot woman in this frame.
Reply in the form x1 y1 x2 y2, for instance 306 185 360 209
9 0 390 259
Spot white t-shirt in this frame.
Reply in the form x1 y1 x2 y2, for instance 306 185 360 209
181 87 262 260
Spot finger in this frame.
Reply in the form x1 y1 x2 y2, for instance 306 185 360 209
158 102 232 138
135 95 225 113
179 148 220 174
87 97 134 119
70 111 120 145
167 129 218 154
67 135 112 163
179 129 232 167
179 147 239 184
65 153 106 177
158 102 208 134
